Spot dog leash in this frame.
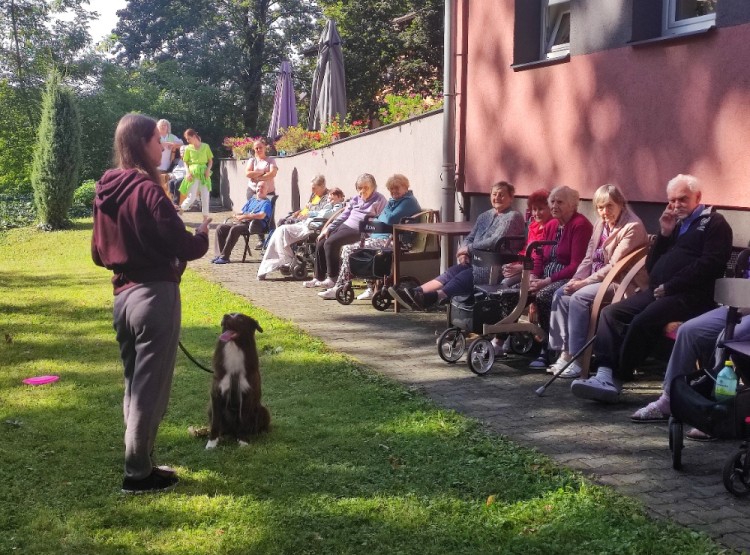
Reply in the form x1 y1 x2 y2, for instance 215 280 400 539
178 341 214 374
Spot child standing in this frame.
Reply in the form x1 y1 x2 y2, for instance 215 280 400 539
180 129 213 216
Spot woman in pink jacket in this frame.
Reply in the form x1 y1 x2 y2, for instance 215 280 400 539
547 184 648 377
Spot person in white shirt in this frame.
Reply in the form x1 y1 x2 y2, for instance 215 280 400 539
157 119 183 173
168 146 187 208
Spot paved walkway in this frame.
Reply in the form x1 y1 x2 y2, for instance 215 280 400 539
186 210 750 552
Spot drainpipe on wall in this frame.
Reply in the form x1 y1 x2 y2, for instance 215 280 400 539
441 0 457 271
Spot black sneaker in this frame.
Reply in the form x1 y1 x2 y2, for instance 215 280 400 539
404 288 425 310
122 469 179 494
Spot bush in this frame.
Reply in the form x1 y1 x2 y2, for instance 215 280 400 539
378 93 443 125
69 180 96 218
0 194 36 231
31 70 82 230
274 119 368 155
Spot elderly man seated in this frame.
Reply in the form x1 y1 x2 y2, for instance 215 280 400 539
212 182 272 264
390 180 525 313
630 304 750 434
571 174 733 403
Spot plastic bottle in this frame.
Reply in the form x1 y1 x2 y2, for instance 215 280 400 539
714 360 738 402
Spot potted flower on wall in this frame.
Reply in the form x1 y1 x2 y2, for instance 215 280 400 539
222 136 258 159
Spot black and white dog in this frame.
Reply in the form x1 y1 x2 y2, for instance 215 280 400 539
206 313 270 449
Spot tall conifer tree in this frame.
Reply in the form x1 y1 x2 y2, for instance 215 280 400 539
31 70 82 230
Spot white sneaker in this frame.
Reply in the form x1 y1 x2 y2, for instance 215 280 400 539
559 360 583 379
547 356 571 375
303 279 322 288
318 286 340 299
357 288 374 300
318 277 335 289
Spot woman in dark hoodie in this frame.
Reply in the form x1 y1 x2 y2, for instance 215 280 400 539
92 113 211 494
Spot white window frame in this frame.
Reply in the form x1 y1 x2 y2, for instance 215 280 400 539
543 0 571 60
663 0 717 36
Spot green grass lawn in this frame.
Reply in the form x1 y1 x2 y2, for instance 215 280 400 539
0 222 725 554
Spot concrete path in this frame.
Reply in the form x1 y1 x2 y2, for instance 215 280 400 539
186 210 750 552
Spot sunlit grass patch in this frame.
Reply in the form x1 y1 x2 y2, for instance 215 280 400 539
0 221 724 555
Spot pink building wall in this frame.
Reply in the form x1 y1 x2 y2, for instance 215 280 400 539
458 1 750 208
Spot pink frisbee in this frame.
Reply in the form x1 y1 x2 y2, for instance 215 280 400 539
23 375 60 386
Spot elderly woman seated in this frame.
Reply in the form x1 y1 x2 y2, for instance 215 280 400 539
257 176 344 280
304 173 388 289
318 174 421 300
546 184 648 378
389 180 525 312
527 185 593 368
500 188 552 287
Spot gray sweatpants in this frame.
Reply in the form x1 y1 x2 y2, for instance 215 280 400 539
113 282 181 479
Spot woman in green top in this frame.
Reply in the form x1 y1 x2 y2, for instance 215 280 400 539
180 128 213 217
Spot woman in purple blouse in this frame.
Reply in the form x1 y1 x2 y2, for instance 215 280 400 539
304 173 387 289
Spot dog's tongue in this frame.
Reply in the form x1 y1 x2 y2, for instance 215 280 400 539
219 330 238 343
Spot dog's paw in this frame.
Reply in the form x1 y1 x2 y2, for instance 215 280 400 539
205 438 219 449
238 440 249 447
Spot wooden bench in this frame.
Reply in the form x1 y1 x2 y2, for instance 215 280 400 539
579 243 749 378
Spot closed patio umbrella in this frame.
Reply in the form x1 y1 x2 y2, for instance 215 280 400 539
307 19 347 131
268 61 298 140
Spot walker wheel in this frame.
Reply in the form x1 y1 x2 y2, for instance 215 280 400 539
669 417 683 470
336 284 354 305
371 290 391 311
467 337 495 375
510 332 535 355
723 449 750 497
291 261 307 279
437 328 466 363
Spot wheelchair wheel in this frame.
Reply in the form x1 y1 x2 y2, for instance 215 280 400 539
723 449 750 497
336 283 355 305
668 417 683 470
398 276 421 290
291 260 307 279
371 290 391 311
467 338 495 375
437 327 466 363
510 332 535 355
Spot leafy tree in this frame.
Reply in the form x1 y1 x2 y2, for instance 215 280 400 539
31 70 82 230
0 0 93 193
113 0 321 134
317 0 443 120
0 80 35 193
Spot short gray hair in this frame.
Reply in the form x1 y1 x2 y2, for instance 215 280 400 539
356 173 377 191
549 185 580 208
666 174 701 195
311 174 326 188
593 184 627 209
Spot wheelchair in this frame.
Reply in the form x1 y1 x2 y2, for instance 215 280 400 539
436 239 556 375
666 249 750 496
282 218 327 280
335 216 421 311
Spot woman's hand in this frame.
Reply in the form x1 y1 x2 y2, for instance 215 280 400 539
197 217 212 234
457 253 470 265
529 276 551 293
502 262 522 278
563 279 585 295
